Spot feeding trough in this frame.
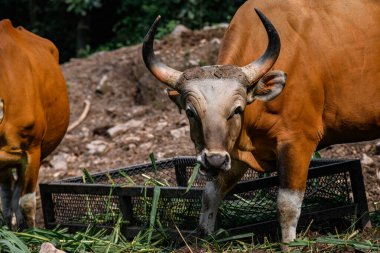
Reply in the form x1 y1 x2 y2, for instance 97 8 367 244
40 156 370 239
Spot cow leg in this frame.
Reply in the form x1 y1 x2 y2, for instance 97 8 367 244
18 149 41 228
276 141 316 251
0 169 14 227
11 179 25 229
198 159 248 235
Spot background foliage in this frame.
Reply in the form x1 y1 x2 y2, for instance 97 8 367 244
0 0 245 62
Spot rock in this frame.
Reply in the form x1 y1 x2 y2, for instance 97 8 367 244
53 171 66 178
124 136 141 144
107 119 143 137
361 153 374 166
210 38 221 45
145 133 154 139
139 142 153 150
131 106 148 117
156 121 168 131
86 140 109 154
156 152 166 158
188 59 199 66
170 24 191 37
80 127 91 139
203 23 229 30
95 74 112 94
364 144 372 153
128 143 137 150
50 154 68 171
39 242 65 253
170 126 189 139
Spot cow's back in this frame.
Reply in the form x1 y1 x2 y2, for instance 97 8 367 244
0 19 69 159
219 0 380 147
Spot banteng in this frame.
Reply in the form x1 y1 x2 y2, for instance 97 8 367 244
142 0 380 245
0 19 69 229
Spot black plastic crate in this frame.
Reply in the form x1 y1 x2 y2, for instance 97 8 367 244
40 157 370 238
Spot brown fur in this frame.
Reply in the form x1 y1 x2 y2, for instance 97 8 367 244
144 0 379 243
0 19 69 228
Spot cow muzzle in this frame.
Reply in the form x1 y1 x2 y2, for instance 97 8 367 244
197 150 231 177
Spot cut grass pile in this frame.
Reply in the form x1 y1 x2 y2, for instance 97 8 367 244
0 221 379 252
3 154 377 252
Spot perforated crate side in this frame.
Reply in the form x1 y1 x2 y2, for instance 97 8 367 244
40 158 370 238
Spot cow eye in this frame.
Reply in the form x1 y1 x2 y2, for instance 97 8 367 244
186 108 196 119
234 106 243 115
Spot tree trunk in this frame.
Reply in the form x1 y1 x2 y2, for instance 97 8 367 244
76 15 91 56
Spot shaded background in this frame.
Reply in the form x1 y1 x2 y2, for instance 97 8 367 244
0 0 245 62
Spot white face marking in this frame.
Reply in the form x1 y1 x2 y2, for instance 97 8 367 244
183 78 246 174
277 188 304 243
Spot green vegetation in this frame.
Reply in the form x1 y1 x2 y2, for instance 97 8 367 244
0 219 378 252
0 163 379 252
0 0 244 62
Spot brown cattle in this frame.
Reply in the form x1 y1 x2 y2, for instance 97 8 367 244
142 0 380 247
0 19 69 229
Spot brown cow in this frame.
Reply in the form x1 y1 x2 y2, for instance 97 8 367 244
142 0 380 247
0 19 69 229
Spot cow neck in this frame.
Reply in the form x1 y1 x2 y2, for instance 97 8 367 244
232 100 279 172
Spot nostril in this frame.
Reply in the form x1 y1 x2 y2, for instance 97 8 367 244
205 154 227 169
225 154 229 163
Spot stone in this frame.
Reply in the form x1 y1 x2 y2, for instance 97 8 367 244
95 74 112 94
203 23 229 30
139 142 153 150
361 153 374 166
39 242 65 253
210 38 221 45
50 154 68 171
107 119 143 138
86 140 109 155
188 59 199 66
170 126 189 139
156 121 168 131
124 136 141 144
170 24 191 37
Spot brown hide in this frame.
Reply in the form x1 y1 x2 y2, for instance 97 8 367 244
142 0 379 243
219 0 380 173
0 19 69 227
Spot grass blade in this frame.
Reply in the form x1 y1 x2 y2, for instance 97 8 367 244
82 168 95 183
186 163 200 193
216 232 255 243
147 186 161 244
149 153 157 174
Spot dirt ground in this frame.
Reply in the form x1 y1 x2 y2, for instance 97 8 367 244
35 24 380 230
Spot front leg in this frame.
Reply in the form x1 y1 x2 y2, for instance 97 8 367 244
0 169 13 227
276 140 317 249
198 180 222 235
198 159 248 235
19 148 41 228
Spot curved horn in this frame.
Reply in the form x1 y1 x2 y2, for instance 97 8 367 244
142 16 182 89
241 9 281 85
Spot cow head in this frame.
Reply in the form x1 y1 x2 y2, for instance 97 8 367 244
143 9 286 177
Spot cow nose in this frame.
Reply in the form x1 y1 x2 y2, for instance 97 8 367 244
205 154 229 169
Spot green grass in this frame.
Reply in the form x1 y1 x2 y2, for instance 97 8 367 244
0 221 379 253
15 156 377 252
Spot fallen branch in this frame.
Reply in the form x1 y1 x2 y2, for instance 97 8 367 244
67 99 91 132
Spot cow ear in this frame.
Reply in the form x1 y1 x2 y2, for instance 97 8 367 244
247 70 287 103
166 88 183 113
